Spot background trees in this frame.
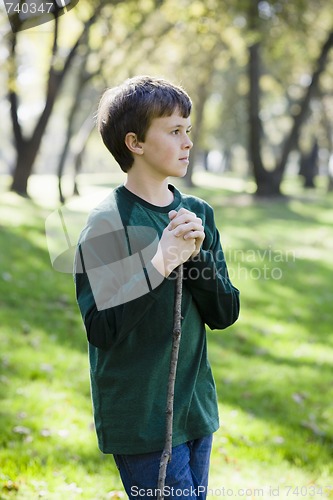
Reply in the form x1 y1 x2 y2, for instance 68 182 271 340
1 4 332 495
244 0 333 195
1 0 333 198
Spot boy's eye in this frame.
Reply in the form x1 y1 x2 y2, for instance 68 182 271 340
171 128 192 135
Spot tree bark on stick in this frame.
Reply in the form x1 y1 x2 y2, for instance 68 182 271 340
157 264 183 500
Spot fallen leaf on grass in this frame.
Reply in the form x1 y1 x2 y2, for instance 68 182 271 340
17 411 27 420
292 392 307 405
64 482 83 494
2 272 12 282
218 448 239 465
224 455 239 465
2 480 20 491
40 428 52 437
21 321 31 334
254 347 269 356
57 429 70 438
13 425 31 435
107 490 125 498
40 363 53 373
272 435 285 444
301 420 325 437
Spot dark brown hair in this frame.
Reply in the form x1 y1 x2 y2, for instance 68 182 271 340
97 75 192 172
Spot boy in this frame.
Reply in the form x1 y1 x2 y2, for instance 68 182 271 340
74 75 239 499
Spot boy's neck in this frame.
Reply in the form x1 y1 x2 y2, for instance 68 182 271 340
124 172 174 207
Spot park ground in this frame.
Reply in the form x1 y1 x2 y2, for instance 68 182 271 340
0 171 333 499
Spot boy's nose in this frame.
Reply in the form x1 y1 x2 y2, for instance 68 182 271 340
184 137 193 150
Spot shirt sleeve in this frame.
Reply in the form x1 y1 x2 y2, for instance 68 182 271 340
74 221 166 350
182 207 240 330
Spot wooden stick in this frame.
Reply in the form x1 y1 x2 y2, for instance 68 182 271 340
157 264 183 500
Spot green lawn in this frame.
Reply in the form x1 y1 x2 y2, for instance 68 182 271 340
1 173 333 499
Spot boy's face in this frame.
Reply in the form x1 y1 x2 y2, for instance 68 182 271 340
137 109 193 179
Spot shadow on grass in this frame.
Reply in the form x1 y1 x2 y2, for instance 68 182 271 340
1 187 333 483
186 182 333 226
0 224 85 351
208 252 333 468
210 338 333 463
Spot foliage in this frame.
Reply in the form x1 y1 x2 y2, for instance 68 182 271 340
0 174 333 498
1 0 333 197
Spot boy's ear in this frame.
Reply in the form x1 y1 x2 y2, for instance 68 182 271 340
125 132 144 155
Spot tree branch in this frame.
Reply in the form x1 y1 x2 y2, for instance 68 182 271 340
8 32 23 148
157 265 183 500
32 8 102 147
276 29 333 174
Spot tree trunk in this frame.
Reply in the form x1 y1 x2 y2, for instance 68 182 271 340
276 30 333 180
328 175 333 192
320 94 333 193
71 117 95 197
299 140 318 189
10 142 38 196
10 72 60 195
248 42 283 197
183 42 222 188
57 66 91 203
184 82 210 188
247 2 333 197
8 10 100 197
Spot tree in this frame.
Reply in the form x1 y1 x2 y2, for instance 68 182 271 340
148 0 333 193
245 0 333 195
55 0 175 202
6 4 105 196
149 0 234 187
5 0 333 198
299 140 319 188
321 95 333 191
183 45 224 187
4 0 172 198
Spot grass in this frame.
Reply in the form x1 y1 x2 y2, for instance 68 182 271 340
0 172 333 499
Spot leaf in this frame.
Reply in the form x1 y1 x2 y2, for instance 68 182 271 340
107 491 125 498
272 435 285 444
21 321 31 335
57 429 70 438
40 428 52 437
2 272 12 282
292 392 306 405
13 425 31 435
64 483 83 494
40 363 53 373
301 420 325 437
2 480 20 491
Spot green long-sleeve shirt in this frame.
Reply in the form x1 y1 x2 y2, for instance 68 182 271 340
74 184 239 454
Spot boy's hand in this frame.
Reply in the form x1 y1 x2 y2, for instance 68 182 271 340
151 208 205 277
168 208 205 258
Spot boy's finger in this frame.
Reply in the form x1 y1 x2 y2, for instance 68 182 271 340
176 207 193 216
168 210 178 221
169 213 201 230
184 230 205 240
173 221 204 236
169 208 194 221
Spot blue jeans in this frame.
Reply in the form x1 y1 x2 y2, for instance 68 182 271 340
113 435 213 499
